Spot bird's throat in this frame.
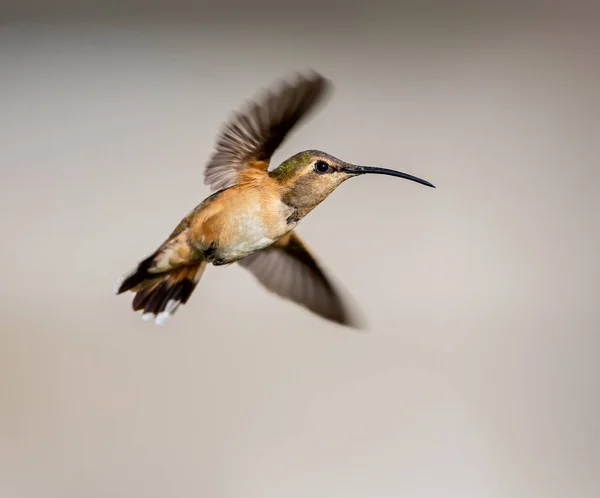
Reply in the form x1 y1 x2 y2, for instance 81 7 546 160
286 209 303 224
283 203 315 225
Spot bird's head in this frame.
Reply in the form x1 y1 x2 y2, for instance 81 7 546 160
271 149 435 208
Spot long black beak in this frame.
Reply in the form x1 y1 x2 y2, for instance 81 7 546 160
342 165 435 188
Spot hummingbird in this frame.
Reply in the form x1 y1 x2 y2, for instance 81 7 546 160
114 71 435 327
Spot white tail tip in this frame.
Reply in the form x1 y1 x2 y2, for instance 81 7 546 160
155 312 171 325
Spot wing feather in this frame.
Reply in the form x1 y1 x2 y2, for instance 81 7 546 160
204 71 331 191
238 232 358 327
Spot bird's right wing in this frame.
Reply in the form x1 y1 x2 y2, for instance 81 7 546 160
204 71 331 192
238 232 359 327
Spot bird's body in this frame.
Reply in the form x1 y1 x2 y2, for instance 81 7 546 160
184 179 292 265
197 173 315 262
115 72 435 327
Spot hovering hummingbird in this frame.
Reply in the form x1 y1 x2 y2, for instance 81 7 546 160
114 71 435 327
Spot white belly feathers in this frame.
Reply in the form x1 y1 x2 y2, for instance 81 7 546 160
216 204 279 261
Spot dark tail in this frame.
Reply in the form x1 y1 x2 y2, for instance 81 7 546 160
114 255 207 325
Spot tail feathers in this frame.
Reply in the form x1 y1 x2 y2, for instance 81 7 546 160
115 261 207 325
114 254 156 295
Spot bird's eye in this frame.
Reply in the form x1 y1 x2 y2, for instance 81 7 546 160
314 160 330 174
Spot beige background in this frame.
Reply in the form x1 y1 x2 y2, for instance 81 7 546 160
1 3 599 497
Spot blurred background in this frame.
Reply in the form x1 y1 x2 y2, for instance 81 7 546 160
1 1 599 497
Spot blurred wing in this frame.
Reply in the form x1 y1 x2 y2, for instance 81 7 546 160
204 71 331 191
238 232 356 327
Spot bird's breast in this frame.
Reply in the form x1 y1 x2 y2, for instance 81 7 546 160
193 189 297 263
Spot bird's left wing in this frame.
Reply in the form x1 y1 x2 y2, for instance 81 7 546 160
204 71 330 191
237 232 358 327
